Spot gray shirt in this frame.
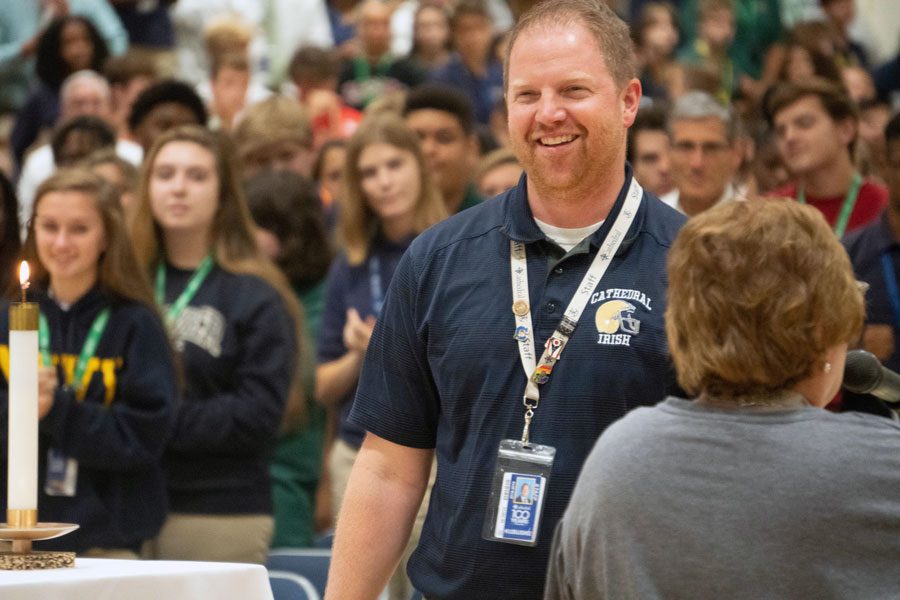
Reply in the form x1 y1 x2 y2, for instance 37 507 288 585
545 397 900 600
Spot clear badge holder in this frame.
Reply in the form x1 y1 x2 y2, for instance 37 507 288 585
482 439 555 547
44 448 78 497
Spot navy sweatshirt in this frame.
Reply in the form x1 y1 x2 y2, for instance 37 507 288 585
159 263 296 515
0 287 177 553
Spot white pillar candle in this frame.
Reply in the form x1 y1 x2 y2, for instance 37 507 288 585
8 262 38 519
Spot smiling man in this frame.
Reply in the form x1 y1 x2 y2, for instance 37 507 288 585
767 78 887 237
325 1 685 598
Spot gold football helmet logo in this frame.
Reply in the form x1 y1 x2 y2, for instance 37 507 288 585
594 300 640 335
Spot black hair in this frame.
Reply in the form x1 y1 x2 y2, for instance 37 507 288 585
243 170 333 287
886 111 900 146
403 83 476 134
36 16 109 91
51 116 117 166
627 105 670 163
127 79 208 131
0 170 20 299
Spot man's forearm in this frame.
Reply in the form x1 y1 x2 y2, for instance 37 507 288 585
326 435 433 599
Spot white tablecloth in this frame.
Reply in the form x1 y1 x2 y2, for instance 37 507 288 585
0 557 274 600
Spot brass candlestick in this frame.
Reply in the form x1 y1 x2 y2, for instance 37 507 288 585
3 280 79 570
0 511 79 569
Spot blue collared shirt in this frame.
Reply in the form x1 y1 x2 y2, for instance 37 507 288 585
350 168 686 599
845 212 900 373
429 54 504 124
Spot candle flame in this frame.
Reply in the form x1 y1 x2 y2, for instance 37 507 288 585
19 261 29 287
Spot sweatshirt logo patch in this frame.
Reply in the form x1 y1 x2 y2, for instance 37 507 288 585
0 346 121 404
171 305 225 357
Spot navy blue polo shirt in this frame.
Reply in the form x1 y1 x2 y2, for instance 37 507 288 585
843 213 900 417
350 168 686 599
318 234 413 448
844 213 900 373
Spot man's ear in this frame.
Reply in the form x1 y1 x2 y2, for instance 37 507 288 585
621 78 642 129
837 116 858 148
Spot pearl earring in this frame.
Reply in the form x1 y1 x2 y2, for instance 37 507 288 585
824 362 832 373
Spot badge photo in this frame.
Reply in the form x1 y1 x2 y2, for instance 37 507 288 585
493 472 546 544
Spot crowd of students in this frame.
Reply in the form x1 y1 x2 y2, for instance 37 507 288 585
0 0 897 597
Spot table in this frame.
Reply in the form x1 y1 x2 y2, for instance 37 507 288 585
0 557 274 600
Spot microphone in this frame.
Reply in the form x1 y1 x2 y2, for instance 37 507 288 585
843 350 900 403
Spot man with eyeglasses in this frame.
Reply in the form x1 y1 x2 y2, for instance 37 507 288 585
660 90 742 217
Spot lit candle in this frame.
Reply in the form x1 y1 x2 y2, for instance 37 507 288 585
8 262 38 528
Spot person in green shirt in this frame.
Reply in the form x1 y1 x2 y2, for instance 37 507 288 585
679 0 782 100
244 169 334 547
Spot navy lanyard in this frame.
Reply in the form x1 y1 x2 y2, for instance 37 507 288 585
881 251 900 330
368 255 384 318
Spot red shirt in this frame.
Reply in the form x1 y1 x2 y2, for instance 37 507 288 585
312 104 363 140
772 179 888 236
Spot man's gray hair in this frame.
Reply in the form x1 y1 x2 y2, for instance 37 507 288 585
60 69 111 104
668 91 737 142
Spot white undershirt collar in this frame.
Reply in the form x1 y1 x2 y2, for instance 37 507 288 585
533 217 605 252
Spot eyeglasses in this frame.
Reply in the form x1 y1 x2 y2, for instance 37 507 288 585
671 141 731 156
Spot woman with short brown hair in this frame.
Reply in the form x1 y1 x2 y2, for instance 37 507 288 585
545 200 900 600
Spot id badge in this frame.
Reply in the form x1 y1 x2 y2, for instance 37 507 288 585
44 448 78 497
482 439 555 546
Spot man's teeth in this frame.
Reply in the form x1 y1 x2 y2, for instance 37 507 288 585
541 135 576 146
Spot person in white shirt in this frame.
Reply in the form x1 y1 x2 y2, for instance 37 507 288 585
17 69 142 238
660 90 742 217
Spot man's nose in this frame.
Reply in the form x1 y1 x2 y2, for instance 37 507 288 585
686 146 706 169
659 152 672 175
420 136 438 158
780 125 797 145
535 93 565 125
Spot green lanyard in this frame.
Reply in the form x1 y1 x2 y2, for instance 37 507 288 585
38 308 111 393
352 55 392 82
798 172 862 238
155 256 214 324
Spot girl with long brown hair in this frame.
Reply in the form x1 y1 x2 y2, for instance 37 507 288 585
1 168 176 557
317 114 446 537
132 125 304 564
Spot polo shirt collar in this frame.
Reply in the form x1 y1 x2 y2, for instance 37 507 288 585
501 163 644 256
